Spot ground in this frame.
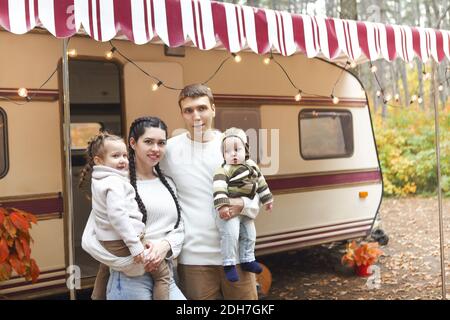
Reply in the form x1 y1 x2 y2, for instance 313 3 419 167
259 197 450 300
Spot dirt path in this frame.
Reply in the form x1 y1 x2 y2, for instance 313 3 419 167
259 197 450 300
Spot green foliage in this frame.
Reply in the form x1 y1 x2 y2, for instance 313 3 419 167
373 107 450 197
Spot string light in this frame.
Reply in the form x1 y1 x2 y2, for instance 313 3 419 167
17 87 28 98
331 94 339 104
67 49 77 57
410 94 418 103
417 96 423 104
294 90 302 102
439 84 444 91
350 61 357 69
394 93 400 102
384 94 392 102
371 65 378 73
105 47 117 60
231 53 242 63
376 90 382 97
152 81 163 91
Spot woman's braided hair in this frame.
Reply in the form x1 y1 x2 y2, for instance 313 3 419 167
128 117 181 228
78 131 123 196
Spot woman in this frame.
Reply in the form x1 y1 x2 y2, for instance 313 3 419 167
82 116 185 300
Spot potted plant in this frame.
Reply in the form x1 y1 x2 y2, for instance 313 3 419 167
0 207 40 283
341 240 383 277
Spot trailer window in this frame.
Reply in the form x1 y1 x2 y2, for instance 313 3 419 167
0 108 8 178
70 122 103 150
215 106 261 162
299 109 353 159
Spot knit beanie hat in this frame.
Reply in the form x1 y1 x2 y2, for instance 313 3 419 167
221 127 250 160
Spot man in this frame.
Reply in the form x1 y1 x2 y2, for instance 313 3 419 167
160 84 259 299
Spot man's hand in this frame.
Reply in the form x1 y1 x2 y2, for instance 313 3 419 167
224 198 244 220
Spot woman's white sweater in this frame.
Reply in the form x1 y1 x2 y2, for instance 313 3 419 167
91 165 145 257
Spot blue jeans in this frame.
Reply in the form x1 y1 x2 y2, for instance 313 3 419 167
106 262 186 300
216 215 256 266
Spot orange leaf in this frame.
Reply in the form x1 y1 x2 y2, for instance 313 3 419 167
9 254 26 275
10 212 30 232
20 237 31 259
13 208 37 225
0 207 6 225
0 238 9 263
30 259 40 282
15 239 25 260
3 218 16 238
0 262 12 281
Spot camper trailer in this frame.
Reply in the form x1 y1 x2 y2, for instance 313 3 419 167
0 2 384 299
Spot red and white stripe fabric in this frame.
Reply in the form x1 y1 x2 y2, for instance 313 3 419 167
1 0 450 63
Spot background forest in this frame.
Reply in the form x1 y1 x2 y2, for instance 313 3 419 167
219 0 450 197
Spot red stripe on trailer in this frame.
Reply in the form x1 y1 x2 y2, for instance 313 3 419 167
436 30 445 61
385 24 396 60
25 0 30 31
143 0 150 41
196 0 206 50
326 18 339 59
1 197 63 216
356 21 369 59
0 0 10 31
113 0 133 42
88 0 94 39
53 0 77 37
280 13 288 56
266 170 381 192
165 0 183 47
254 8 269 54
292 14 306 53
95 0 102 41
212 1 229 51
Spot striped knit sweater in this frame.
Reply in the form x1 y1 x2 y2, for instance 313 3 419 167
213 159 273 209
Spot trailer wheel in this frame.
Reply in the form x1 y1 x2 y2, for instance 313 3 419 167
256 263 272 298
371 228 389 246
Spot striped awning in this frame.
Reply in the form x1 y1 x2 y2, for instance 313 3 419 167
1 0 449 63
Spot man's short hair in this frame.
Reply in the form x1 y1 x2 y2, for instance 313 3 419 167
178 84 215 108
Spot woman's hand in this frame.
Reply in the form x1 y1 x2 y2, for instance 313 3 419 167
144 240 171 272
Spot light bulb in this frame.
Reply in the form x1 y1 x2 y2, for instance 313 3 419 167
394 94 400 101
294 91 302 102
332 95 339 104
263 57 271 65
424 72 431 80
418 97 423 104
67 49 77 57
17 88 28 98
438 85 444 91
385 94 392 102
350 61 357 68
411 94 417 102
106 51 114 60
376 90 381 97
152 81 163 91
232 53 242 63
371 65 378 73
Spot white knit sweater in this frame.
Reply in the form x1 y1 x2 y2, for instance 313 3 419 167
82 174 184 276
91 165 145 257
160 131 260 266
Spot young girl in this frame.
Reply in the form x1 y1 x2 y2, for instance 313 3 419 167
79 132 170 300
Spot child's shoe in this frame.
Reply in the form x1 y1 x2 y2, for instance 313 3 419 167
240 261 263 274
224 265 239 282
